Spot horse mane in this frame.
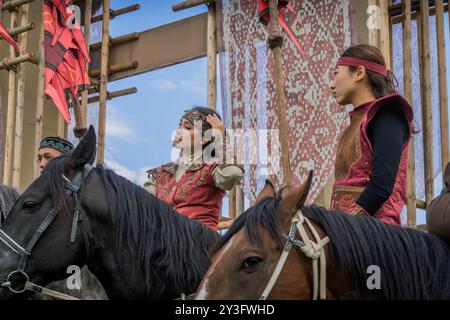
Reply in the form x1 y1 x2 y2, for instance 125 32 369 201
216 196 450 300
0 183 21 219
44 158 220 298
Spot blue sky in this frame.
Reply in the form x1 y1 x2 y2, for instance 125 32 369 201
101 0 212 185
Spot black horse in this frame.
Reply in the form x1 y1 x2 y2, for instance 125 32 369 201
0 126 220 299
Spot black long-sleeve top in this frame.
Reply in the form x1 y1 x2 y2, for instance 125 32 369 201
355 104 410 215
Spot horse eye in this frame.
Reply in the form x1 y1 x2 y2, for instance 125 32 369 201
22 201 39 210
241 257 263 272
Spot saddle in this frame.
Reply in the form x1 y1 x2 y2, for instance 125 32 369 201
427 162 450 242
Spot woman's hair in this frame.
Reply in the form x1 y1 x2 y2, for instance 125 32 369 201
182 106 222 157
341 44 397 98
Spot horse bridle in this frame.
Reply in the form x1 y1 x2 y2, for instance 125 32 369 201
0 193 6 226
259 210 330 300
0 164 94 294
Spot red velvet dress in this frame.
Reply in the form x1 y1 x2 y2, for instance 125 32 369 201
149 162 225 231
331 94 413 225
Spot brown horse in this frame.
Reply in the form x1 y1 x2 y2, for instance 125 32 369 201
196 173 450 300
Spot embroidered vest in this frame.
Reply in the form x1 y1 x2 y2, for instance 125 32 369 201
152 162 224 231
331 94 413 225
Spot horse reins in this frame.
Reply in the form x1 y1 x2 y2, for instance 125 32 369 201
259 209 330 300
0 164 94 299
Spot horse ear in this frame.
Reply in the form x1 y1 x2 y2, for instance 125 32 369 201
255 180 276 203
68 125 97 170
279 170 313 220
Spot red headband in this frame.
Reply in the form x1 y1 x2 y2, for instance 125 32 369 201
337 56 389 77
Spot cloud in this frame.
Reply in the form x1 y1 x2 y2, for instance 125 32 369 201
151 79 178 90
106 104 146 143
104 157 152 187
180 79 205 93
149 78 205 93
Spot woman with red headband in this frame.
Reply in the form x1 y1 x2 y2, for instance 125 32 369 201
330 44 413 225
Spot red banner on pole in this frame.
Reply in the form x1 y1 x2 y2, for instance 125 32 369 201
43 0 90 124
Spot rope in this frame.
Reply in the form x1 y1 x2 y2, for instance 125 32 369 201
0 57 14 71
296 212 329 300
25 282 80 300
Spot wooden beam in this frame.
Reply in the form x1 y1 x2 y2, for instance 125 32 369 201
369 0 380 47
416 199 427 210
57 114 66 138
206 2 216 109
436 0 450 177
389 0 449 16
391 1 449 24
91 4 140 24
97 0 110 165
90 32 139 51
419 0 434 206
1 0 34 11
33 21 45 179
89 61 138 78
86 87 137 104
88 13 208 82
172 0 211 12
380 0 392 69
268 0 292 185
0 22 34 40
12 3 30 189
218 219 234 230
79 0 92 138
403 0 417 228
0 51 37 70
3 8 19 186
236 185 245 216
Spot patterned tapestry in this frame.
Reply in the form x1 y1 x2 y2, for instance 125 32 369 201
217 0 353 204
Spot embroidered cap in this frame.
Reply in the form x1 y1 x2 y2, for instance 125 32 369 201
39 137 74 155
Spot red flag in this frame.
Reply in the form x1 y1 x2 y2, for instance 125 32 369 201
44 0 90 124
258 0 307 59
0 0 22 52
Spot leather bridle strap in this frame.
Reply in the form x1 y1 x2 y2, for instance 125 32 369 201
259 216 302 300
259 209 330 300
0 229 29 256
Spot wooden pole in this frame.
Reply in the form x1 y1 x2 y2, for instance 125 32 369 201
12 3 30 189
268 0 292 185
0 89 3 184
435 0 450 176
419 0 434 207
97 0 110 165
57 114 66 138
369 0 380 47
3 8 19 186
79 0 92 138
89 61 138 78
0 51 37 70
403 0 416 228
90 32 139 50
33 20 45 179
85 87 137 104
206 1 217 110
1 0 33 11
172 0 210 12
379 0 392 69
90 4 140 24
0 21 34 39
236 185 245 216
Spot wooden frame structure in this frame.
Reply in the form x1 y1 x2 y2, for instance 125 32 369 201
2 0 448 230
383 0 450 228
